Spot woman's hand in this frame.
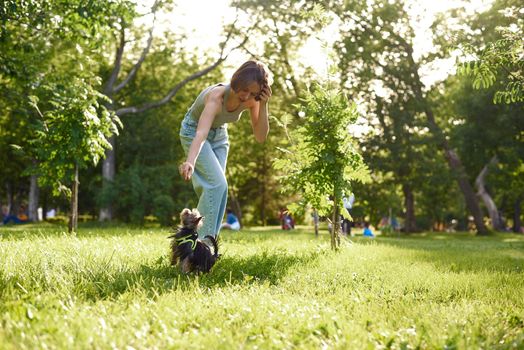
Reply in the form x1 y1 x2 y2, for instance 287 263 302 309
258 85 272 103
179 161 194 181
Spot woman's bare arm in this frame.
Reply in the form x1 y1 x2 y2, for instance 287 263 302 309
250 86 272 143
179 88 223 180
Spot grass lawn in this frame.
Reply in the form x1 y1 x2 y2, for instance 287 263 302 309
0 223 523 349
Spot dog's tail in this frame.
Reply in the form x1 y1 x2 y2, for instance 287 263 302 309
203 235 219 258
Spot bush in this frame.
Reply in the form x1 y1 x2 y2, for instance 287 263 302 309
153 195 175 226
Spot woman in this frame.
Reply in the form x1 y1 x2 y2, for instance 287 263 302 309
179 60 272 239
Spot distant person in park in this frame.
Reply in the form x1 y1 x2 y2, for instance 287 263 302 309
283 213 295 230
2 205 29 225
179 60 272 240
46 208 56 218
279 208 295 230
221 208 241 231
363 221 375 238
341 193 355 236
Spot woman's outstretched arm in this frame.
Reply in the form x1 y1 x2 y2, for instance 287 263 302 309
179 90 222 181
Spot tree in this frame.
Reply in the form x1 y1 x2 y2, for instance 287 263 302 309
330 0 489 234
434 72 524 231
434 0 524 231
30 75 119 233
1 0 130 228
360 92 429 232
274 83 369 249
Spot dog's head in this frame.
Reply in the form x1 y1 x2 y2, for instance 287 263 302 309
179 208 203 230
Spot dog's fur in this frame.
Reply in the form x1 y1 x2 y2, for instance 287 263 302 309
168 208 219 273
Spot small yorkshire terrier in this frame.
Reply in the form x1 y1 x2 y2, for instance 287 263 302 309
168 208 219 273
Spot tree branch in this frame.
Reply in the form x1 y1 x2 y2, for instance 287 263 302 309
115 20 252 116
104 25 126 96
115 59 224 115
113 1 159 94
270 15 301 99
475 155 498 192
242 45 263 61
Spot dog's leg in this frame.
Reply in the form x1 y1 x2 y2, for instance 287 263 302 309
180 257 193 273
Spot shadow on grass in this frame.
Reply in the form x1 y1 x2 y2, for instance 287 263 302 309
370 233 524 274
22 249 324 302
0 223 320 241
221 229 325 245
0 222 167 240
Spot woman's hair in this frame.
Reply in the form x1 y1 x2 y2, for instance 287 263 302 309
230 60 273 93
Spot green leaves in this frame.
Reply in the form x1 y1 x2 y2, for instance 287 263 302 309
0 0 132 199
273 83 370 218
32 74 119 196
456 9 524 104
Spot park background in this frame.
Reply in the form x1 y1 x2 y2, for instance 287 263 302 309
1 1 524 349
1 0 523 234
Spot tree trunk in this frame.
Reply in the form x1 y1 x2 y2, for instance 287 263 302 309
69 163 79 234
419 102 487 234
42 189 48 221
28 174 39 222
444 148 488 234
514 197 522 233
402 183 417 233
228 191 243 227
5 181 13 214
406 45 488 235
331 193 340 250
475 156 503 231
336 204 341 247
331 205 336 250
99 135 116 221
259 151 267 226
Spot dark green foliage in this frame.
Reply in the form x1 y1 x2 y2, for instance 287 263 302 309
152 194 175 226
433 73 524 230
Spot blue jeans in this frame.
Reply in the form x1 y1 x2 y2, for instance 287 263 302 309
179 115 229 239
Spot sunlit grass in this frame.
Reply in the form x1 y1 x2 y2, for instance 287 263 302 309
0 223 523 349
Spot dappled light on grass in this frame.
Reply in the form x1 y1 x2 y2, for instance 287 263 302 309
0 225 523 348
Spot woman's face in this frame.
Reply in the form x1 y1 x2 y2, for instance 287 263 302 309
236 81 262 103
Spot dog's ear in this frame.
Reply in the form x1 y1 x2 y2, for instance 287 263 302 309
180 208 191 220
